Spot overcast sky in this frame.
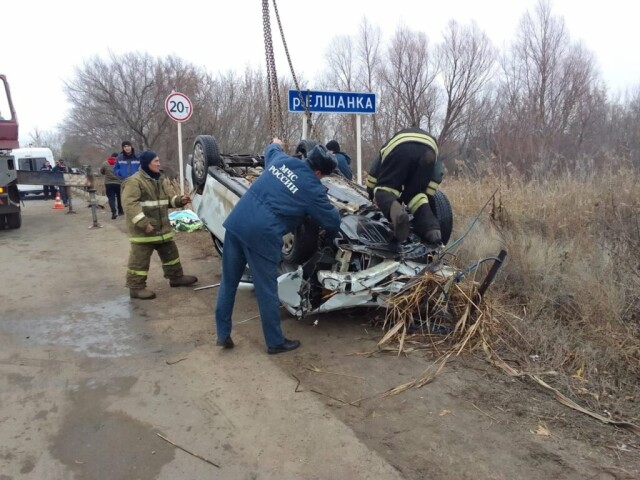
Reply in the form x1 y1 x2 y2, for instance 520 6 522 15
3 0 639 144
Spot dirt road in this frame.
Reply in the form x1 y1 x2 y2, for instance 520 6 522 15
1 199 638 479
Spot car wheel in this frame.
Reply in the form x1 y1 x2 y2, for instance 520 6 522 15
7 212 21 229
431 190 453 245
192 135 222 186
282 218 320 264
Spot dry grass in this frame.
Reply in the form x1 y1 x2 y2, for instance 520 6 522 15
379 164 640 422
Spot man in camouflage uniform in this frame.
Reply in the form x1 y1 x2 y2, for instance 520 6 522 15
122 150 197 299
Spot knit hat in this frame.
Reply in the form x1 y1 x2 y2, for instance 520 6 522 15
139 150 158 167
326 140 340 153
121 140 132 148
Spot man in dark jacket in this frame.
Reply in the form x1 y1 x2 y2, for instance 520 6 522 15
215 138 341 354
40 160 56 200
365 127 443 245
114 141 141 180
52 160 69 206
326 140 353 180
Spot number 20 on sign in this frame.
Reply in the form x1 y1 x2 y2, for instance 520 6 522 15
165 92 193 122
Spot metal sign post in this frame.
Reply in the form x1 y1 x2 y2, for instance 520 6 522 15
164 91 194 196
356 115 362 184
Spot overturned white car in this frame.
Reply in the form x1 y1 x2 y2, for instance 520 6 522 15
186 135 455 318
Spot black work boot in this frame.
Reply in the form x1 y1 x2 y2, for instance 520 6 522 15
267 338 301 355
169 275 198 287
413 204 442 245
130 288 156 300
216 337 235 349
375 190 410 242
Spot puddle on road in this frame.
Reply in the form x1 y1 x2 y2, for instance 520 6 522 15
50 377 175 479
1 296 149 358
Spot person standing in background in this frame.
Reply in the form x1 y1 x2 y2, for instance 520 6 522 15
114 141 140 181
40 160 56 200
326 140 353 180
100 153 124 219
52 159 69 206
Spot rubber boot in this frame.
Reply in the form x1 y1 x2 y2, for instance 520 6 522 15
130 288 156 300
169 275 198 287
375 190 410 242
412 204 442 245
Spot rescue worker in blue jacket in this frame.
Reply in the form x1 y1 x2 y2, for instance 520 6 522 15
326 140 353 180
114 140 141 180
365 127 444 245
215 138 341 354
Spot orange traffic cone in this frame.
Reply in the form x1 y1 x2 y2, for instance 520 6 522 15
52 192 65 210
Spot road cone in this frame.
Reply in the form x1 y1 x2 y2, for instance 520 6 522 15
52 192 65 210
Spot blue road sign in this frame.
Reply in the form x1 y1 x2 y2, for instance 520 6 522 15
288 90 376 114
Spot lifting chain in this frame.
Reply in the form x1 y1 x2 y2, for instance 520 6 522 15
262 0 283 139
262 0 317 143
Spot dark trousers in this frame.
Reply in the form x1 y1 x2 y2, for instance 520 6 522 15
126 241 184 289
105 183 123 214
215 230 285 348
58 186 69 205
43 185 56 199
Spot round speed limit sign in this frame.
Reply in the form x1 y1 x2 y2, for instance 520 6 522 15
165 92 193 122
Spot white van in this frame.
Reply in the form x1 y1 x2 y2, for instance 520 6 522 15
13 147 55 197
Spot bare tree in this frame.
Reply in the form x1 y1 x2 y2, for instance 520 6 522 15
437 20 496 150
355 17 385 164
380 25 439 134
62 51 211 173
496 0 599 173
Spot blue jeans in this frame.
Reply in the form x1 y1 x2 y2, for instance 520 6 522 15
215 230 285 348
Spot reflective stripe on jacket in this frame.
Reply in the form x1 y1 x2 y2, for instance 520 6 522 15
367 127 438 191
121 170 181 243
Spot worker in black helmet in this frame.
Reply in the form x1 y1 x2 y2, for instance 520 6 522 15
366 127 444 245
215 137 340 355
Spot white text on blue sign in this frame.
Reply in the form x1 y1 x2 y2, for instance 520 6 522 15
288 90 376 114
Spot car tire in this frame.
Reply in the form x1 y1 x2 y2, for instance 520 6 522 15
282 218 320 264
431 190 453 245
7 212 21 229
192 135 222 186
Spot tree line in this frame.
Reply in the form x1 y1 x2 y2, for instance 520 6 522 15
42 0 639 179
